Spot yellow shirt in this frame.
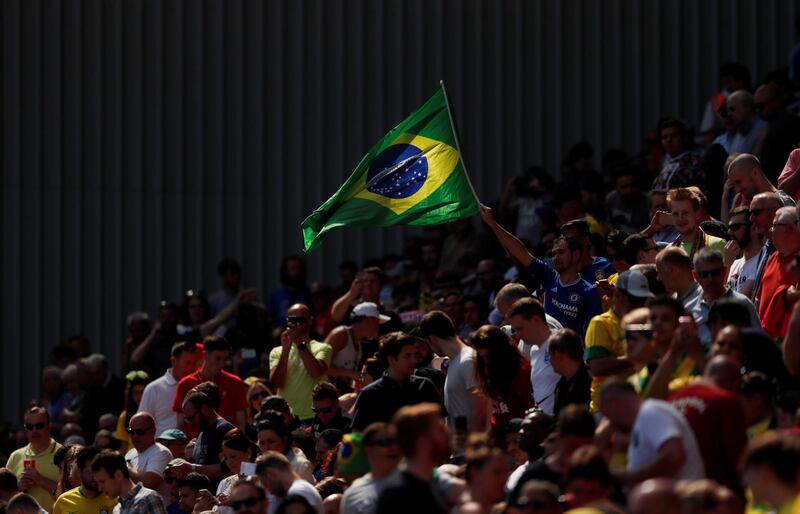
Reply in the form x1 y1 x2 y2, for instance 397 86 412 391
584 309 624 411
114 411 132 449
53 486 118 514
629 355 700 396
5 440 62 511
269 340 333 420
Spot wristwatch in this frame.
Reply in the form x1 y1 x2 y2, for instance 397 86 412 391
297 342 308 351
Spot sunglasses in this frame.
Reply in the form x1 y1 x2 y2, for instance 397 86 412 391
366 437 396 447
312 405 333 414
230 497 261 510
24 422 47 431
749 208 773 217
286 316 308 324
127 427 153 436
697 268 724 279
728 223 748 231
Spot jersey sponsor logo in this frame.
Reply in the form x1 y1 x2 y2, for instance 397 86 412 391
595 270 605 280
550 298 579 317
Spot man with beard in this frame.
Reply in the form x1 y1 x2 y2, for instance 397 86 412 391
255 452 323 514
724 206 763 299
172 390 234 480
480 205 602 336
376 403 452 514
52 446 118 514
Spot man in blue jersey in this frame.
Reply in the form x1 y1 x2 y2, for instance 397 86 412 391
560 219 617 283
479 204 602 335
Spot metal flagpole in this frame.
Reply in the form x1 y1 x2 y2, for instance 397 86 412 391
440 80 481 205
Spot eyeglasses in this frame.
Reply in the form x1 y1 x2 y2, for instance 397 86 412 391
697 268 724 279
127 426 154 436
24 422 47 431
230 497 261 510
728 223 748 231
250 391 269 402
312 405 334 414
286 316 308 324
771 223 793 231
366 437 396 447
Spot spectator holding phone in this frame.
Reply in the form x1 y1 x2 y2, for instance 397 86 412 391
5 406 61 512
269 304 332 422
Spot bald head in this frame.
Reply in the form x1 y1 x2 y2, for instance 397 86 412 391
755 83 784 121
629 479 682 514
495 283 530 316
704 355 743 393
728 89 754 108
775 206 799 225
128 411 157 452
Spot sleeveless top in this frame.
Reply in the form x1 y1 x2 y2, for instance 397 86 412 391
332 328 361 373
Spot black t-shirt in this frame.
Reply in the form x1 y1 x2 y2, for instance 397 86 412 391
552 364 592 417
194 417 235 465
376 470 448 514
351 374 444 431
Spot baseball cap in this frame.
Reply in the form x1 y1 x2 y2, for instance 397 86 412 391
157 428 188 442
352 302 391 323
615 270 654 299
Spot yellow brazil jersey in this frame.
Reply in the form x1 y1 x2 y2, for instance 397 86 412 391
629 354 701 396
584 309 624 411
53 486 118 514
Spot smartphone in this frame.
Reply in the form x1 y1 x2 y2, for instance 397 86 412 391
241 348 256 360
658 212 675 226
240 462 256 476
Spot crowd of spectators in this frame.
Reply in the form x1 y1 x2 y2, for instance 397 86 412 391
4 61 800 514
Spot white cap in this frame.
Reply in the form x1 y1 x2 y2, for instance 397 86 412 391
615 270 655 299
352 302 391 323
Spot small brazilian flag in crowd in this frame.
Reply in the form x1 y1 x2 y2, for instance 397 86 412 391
301 84 479 252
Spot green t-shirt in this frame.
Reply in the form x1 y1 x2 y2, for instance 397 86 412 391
5 440 62 512
53 486 118 514
269 340 333 420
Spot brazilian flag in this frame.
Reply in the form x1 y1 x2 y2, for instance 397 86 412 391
301 84 479 252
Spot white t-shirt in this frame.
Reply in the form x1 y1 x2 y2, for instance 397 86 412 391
727 253 759 298
505 461 533 492
137 369 179 436
529 338 560 415
444 346 478 427
628 399 705 480
124 442 172 477
287 479 324 514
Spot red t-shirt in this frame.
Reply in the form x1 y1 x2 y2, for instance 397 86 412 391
172 370 248 428
757 252 795 337
668 383 747 490
490 359 534 430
